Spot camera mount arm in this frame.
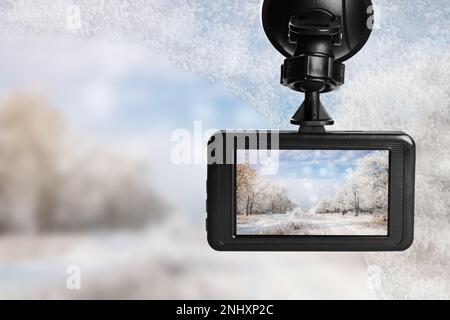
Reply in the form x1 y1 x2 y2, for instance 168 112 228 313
282 9 344 131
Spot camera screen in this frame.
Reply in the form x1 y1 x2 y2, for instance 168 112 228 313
236 150 389 236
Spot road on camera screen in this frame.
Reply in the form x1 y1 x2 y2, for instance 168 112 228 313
236 210 387 236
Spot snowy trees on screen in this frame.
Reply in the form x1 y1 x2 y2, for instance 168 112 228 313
316 197 332 214
315 151 388 219
236 164 257 215
236 164 296 215
356 151 389 214
261 184 296 215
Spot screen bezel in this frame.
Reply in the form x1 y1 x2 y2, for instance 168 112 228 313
233 149 391 238
207 131 415 251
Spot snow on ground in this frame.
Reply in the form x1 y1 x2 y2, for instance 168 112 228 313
237 211 387 236
0 214 377 300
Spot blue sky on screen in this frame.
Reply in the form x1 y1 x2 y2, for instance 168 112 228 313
279 150 370 180
237 150 373 178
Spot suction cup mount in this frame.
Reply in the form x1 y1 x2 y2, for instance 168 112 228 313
262 0 373 132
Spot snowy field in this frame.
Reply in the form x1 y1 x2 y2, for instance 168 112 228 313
237 211 387 236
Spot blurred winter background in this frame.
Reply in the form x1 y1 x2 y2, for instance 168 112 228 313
0 0 448 299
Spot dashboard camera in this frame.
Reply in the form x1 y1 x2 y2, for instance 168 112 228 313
206 0 416 251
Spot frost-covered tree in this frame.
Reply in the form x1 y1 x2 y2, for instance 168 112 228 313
316 196 337 214
236 164 267 216
236 164 257 215
334 190 350 215
315 151 388 218
0 95 168 233
265 184 295 214
356 152 389 216
347 178 362 216
247 178 271 215
236 164 296 215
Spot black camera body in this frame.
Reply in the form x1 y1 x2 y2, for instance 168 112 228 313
206 0 416 251
207 131 415 251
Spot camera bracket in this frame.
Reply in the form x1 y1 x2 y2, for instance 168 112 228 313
262 0 373 132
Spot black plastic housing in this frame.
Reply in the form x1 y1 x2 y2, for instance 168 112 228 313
206 131 415 252
262 0 373 61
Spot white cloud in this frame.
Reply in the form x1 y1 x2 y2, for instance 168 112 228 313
82 81 116 118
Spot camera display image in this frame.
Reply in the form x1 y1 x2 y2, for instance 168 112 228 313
236 150 389 236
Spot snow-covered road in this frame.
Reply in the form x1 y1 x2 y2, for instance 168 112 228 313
237 213 387 236
0 216 378 299
237 214 289 234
